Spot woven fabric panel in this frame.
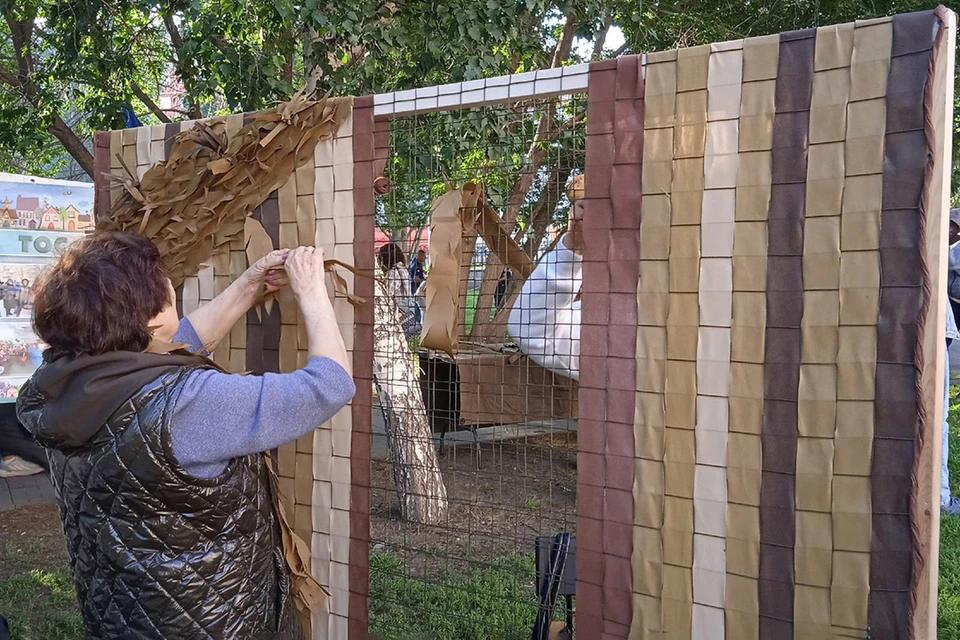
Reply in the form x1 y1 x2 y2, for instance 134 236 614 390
93 98 373 640
588 9 954 640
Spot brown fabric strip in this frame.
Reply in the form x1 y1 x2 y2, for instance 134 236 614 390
93 131 111 221
868 9 937 639
260 194 282 374
579 60 616 640
163 122 179 158
758 28 815 638
349 96 375 637
603 54 643 637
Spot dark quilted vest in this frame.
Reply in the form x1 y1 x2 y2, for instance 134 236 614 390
35 367 300 639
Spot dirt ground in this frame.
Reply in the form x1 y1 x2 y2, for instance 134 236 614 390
0 503 68 579
369 433 578 578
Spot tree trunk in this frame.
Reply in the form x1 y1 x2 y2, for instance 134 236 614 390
469 105 553 340
373 279 448 525
131 82 173 123
468 11 578 340
48 117 95 178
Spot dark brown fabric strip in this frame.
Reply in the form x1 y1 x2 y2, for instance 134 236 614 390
163 122 179 157
92 131 111 222
758 28 815 638
603 54 643 635
245 194 282 375
868 10 937 639
349 95 375 638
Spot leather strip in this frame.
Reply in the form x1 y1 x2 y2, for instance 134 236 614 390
758 28 815 639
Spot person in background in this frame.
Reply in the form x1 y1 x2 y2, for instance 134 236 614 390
409 248 427 323
409 248 427 293
944 208 960 515
17 231 355 638
0 401 47 478
2 279 17 317
15 278 30 317
495 268 513 311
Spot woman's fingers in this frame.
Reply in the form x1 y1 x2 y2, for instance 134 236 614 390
284 246 327 296
259 249 288 270
265 269 290 288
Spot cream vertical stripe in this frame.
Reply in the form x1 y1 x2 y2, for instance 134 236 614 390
692 40 742 640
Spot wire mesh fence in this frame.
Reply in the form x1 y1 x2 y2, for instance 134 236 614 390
368 94 586 639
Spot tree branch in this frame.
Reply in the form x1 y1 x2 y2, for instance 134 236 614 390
131 81 172 123
161 10 202 119
48 117 95 178
6 12 35 80
550 12 579 67
592 14 614 60
610 42 630 58
1 13 95 177
470 11 578 338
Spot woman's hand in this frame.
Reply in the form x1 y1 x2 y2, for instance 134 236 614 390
284 246 328 299
242 249 290 300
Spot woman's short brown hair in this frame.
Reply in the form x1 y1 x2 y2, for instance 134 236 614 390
34 231 171 360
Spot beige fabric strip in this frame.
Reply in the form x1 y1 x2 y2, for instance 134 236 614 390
631 50 677 640
829 18 891 635
659 43 709 640
724 31 778 640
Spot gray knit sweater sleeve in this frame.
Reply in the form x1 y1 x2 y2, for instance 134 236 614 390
168 318 356 477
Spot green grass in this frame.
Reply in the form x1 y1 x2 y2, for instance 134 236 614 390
940 388 960 635
464 289 479 335
369 552 554 640
0 543 83 639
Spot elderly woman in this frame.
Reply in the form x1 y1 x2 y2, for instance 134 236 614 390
16 231 355 639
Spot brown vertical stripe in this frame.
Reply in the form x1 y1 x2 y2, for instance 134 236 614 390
163 122 179 158
578 57 616 640
349 95 375 638
758 28 814 638
604 54 643 637
93 131 111 222
868 10 937 639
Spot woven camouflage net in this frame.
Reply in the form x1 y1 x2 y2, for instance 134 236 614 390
98 92 352 287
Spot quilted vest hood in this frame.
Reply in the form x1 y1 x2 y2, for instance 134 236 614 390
17 360 301 640
18 347 209 450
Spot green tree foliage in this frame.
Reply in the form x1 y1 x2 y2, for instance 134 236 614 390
1 0 957 200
